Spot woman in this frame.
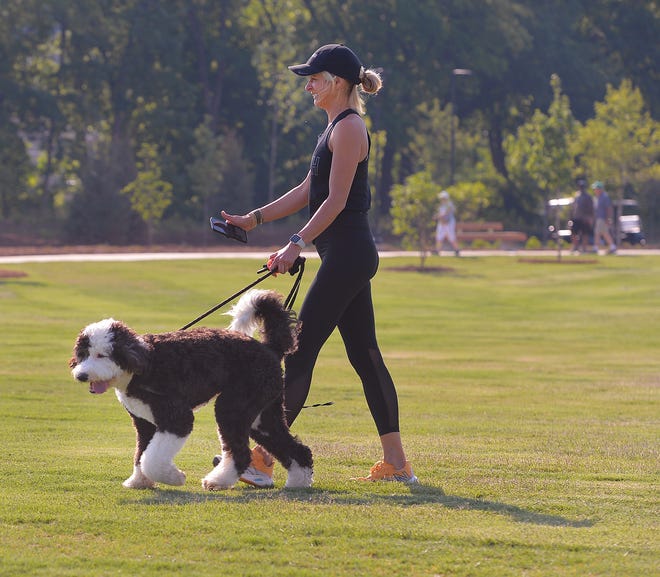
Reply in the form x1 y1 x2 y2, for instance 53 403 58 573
435 190 460 256
222 44 417 485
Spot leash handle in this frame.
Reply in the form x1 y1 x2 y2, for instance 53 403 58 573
257 256 305 310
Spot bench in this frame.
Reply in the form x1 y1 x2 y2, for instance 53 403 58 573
456 221 527 246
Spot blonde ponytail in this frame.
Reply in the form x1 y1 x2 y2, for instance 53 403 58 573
348 67 382 114
359 68 382 95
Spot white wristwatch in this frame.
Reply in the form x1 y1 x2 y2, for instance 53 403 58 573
289 234 306 249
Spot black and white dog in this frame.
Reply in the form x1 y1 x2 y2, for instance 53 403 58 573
69 289 313 490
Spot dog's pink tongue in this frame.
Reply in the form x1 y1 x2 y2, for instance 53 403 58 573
89 381 110 394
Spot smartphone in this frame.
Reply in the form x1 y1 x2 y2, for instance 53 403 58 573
209 217 248 243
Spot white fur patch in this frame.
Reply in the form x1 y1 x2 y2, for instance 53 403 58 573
85 318 117 346
115 390 155 424
140 431 187 486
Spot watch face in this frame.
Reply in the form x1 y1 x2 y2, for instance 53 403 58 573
290 234 305 247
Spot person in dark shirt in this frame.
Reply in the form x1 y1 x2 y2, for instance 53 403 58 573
222 44 417 486
571 178 594 253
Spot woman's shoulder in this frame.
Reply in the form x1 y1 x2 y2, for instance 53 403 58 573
334 108 363 125
328 109 367 156
332 110 365 136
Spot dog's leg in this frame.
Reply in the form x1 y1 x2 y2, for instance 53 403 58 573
202 451 239 490
202 436 251 490
211 432 225 468
139 431 187 486
202 402 253 490
203 432 235 490
123 414 156 489
251 400 313 489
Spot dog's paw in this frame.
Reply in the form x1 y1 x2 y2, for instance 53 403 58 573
284 463 313 488
201 456 239 490
122 465 156 489
123 475 156 489
201 476 235 491
141 464 186 486
158 467 186 486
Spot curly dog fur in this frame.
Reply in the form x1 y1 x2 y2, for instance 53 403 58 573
69 289 313 490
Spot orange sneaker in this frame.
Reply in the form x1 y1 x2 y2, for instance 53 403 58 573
353 460 418 484
239 447 274 488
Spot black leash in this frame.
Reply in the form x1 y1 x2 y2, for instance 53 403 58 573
283 257 305 310
179 256 306 331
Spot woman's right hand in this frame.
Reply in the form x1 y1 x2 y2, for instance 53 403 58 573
221 210 256 231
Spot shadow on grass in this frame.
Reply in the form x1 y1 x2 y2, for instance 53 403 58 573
121 482 593 528
383 265 457 275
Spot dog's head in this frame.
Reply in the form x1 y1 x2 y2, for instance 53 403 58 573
69 319 152 394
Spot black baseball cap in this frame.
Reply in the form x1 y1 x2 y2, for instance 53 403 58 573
288 44 363 85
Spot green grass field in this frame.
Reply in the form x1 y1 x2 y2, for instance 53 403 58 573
0 254 658 576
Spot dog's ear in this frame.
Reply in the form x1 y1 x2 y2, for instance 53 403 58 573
110 321 152 374
69 332 90 369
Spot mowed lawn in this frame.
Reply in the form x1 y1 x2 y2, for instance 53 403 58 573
0 253 657 577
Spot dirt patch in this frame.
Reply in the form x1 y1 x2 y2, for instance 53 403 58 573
0 269 28 278
518 258 599 265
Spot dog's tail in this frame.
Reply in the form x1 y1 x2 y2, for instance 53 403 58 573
227 289 298 359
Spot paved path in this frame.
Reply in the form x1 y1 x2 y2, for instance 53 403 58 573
0 248 656 264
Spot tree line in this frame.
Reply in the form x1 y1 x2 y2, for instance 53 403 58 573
0 0 658 245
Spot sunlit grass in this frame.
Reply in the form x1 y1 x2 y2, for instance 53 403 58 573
0 254 658 576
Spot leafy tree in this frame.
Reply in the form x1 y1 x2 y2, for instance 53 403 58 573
505 74 576 226
390 170 438 269
581 0 660 117
2 0 660 244
448 1 533 195
121 143 173 244
243 0 313 203
405 95 506 227
407 98 451 184
0 126 31 219
188 119 224 220
368 127 388 237
446 180 497 224
0 0 54 218
188 117 255 219
64 155 135 245
572 79 660 198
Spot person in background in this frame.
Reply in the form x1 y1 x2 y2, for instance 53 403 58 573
435 190 460 256
592 181 617 254
221 44 417 485
571 178 594 254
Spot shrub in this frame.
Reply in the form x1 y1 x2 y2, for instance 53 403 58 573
525 236 542 250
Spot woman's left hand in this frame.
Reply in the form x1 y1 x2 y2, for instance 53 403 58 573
268 243 302 275
221 210 256 231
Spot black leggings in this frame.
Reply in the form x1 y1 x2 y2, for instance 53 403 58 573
283 221 400 436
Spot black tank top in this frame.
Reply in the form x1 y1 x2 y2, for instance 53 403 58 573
308 109 371 220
